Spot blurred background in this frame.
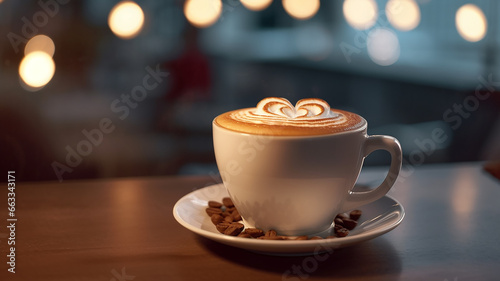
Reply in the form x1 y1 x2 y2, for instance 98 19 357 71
1 0 499 182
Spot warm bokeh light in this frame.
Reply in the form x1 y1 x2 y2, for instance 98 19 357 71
240 0 273 11
450 169 477 238
184 0 222 28
386 0 421 31
367 28 400 66
343 0 378 30
24 34 55 57
282 0 320 20
456 4 487 42
108 1 145 39
19 51 56 88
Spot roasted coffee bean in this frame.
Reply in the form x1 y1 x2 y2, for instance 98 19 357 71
243 228 264 238
237 233 252 238
216 222 231 233
221 211 232 217
336 213 349 221
335 227 349 237
349 210 362 221
258 235 288 240
207 198 363 240
224 223 244 236
342 218 358 230
231 210 242 221
334 218 344 227
206 207 223 216
211 214 224 225
295 235 309 240
222 197 234 208
265 229 277 237
208 201 223 208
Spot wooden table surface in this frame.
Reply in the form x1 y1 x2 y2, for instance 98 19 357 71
1 162 499 281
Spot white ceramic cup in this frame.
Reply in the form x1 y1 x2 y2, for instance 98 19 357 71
213 114 402 236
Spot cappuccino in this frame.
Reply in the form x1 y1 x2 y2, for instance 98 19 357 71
214 97 366 136
213 97 402 235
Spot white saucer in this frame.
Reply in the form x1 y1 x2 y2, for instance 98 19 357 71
173 184 404 255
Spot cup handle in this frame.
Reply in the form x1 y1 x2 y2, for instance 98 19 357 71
339 135 402 212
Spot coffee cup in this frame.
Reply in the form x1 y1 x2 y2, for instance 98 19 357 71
213 97 402 236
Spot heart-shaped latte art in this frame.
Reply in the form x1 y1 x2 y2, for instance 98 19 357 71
215 97 366 135
255 97 337 119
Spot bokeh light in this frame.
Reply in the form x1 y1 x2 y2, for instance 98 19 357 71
343 0 378 30
386 0 421 31
19 51 56 89
184 0 222 28
456 4 487 42
282 0 320 20
24 34 55 57
108 1 145 39
240 0 273 11
367 28 400 66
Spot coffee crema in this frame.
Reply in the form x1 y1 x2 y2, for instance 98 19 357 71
214 97 366 136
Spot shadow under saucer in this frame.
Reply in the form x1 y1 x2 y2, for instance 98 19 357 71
195 235 402 280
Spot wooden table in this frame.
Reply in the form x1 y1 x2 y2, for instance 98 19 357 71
1 162 499 280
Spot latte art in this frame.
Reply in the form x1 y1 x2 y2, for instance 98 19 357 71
255 97 337 119
215 97 366 136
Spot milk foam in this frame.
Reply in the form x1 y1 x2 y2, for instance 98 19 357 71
234 97 346 128
215 97 366 136
255 97 337 120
